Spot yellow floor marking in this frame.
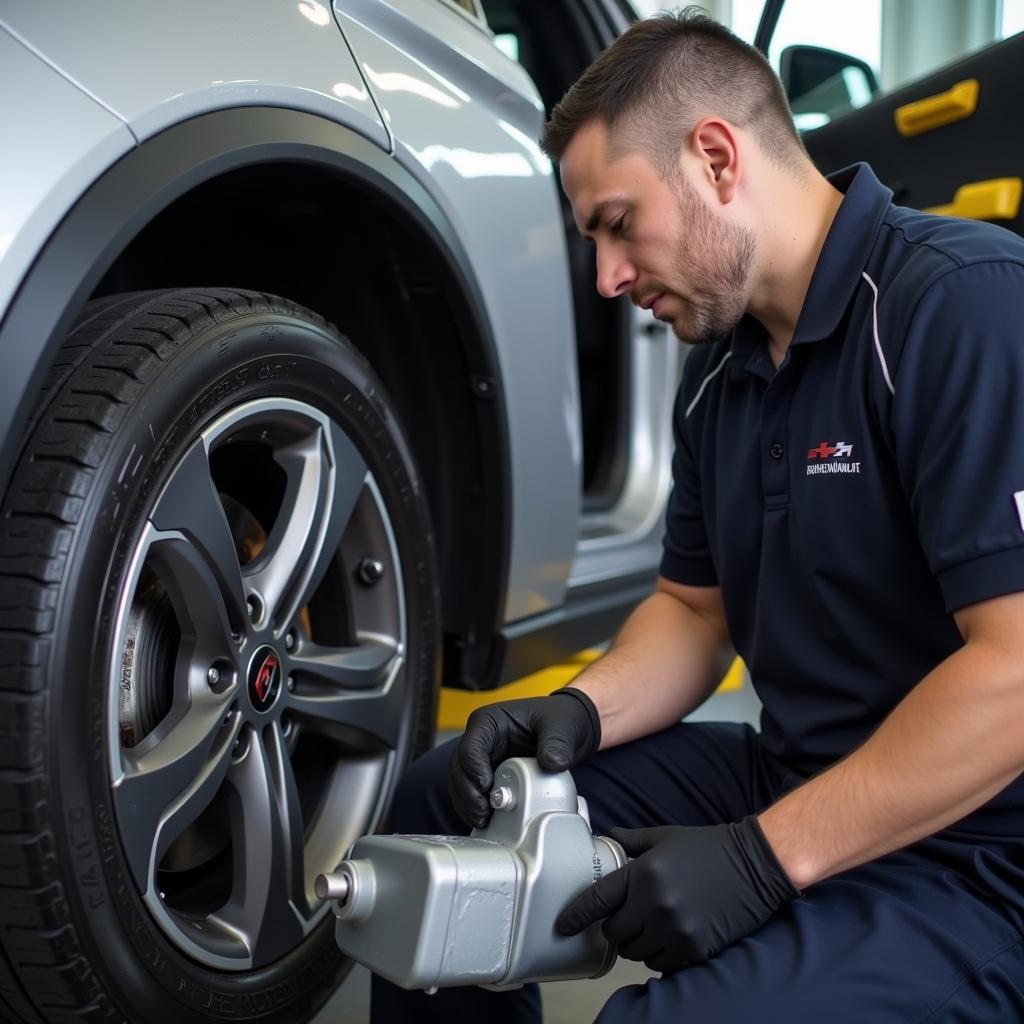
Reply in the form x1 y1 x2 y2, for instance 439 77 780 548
437 653 746 732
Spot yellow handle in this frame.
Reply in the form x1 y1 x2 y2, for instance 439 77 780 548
895 78 979 137
924 178 1023 221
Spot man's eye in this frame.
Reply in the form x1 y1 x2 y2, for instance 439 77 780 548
610 216 627 235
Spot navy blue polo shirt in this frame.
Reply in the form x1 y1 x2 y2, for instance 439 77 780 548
661 163 1024 836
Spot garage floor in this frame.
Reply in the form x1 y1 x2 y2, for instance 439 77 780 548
314 679 763 1023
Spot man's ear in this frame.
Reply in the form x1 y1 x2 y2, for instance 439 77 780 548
689 117 741 204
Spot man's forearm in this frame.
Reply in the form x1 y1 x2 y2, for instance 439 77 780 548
759 636 1024 890
569 591 727 749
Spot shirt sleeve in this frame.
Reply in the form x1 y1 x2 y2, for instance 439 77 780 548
892 259 1024 611
659 354 719 586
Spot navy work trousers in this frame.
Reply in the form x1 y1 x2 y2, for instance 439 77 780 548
370 722 1024 1023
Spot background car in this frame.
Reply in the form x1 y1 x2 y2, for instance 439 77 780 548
742 0 1024 235
0 2 676 1021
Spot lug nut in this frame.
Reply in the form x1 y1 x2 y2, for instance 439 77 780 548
285 630 296 651
286 676 295 692
490 786 515 811
207 665 220 687
246 595 262 623
358 558 384 585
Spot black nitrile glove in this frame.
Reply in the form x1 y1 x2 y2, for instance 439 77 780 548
556 817 799 975
448 687 601 829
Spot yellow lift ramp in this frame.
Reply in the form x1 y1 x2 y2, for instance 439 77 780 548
438 652 748 732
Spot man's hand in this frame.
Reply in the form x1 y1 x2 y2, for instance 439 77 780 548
556 818 799 974
448 688 601 829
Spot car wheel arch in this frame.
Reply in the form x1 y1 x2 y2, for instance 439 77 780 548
0 105 511 689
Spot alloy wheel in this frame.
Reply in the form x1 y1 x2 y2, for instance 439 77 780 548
108 396 407 970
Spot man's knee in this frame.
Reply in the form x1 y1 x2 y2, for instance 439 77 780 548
384 737 464 835
594 965 797 1024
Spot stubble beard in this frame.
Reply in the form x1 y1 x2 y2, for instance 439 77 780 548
667 174 756 346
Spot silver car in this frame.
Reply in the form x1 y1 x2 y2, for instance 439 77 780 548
0 2 677 1020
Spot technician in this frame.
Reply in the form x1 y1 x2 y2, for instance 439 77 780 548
372 8 1024 1022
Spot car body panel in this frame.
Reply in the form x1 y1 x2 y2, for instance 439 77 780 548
0 1 387 148
0 27 134 319
336 0 583 623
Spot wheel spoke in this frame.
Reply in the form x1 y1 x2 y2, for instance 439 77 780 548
289 636 399 691
112 685 239 893
246 422 366 632
220 723 308 963
144 530 241 660
148 440 248 638
287 667 405 753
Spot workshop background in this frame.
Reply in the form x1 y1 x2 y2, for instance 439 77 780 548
2 0 1024 1021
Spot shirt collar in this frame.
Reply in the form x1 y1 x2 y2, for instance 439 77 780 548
730 162 892 368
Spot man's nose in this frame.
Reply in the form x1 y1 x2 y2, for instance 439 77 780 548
595 245 636 299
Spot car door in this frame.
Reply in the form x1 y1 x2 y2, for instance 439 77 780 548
478 0 684 615
747 0 1024 235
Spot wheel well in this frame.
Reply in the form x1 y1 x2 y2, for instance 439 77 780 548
91 161 505 686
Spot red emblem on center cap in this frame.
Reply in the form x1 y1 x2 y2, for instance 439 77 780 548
254 653 278 701
248 646 282 710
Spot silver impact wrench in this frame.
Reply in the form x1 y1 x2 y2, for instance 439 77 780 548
315 757 626 991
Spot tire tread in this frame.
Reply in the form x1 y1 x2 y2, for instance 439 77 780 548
0 287 335 1023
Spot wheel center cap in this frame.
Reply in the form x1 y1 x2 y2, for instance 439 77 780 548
248 645 282 712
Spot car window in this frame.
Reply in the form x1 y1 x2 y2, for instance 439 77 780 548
492 30 519 61
436 0 484 21
733 0 1024 130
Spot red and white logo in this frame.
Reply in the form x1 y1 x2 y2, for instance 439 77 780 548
807 440 853 459
248 645 282 711
806 440 860 476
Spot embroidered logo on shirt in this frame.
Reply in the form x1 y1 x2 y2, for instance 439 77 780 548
806 440 861 476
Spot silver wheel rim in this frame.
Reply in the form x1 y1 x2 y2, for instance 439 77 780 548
107 396 407 970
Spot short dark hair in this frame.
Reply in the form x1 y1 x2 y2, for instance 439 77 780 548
541 6 806 177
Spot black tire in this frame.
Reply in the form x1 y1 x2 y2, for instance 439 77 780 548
0 288 440 1023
